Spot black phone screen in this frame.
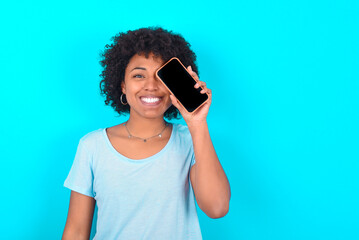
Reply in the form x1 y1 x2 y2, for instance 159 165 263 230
156 58 208 112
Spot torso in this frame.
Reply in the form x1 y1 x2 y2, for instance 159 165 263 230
105 123 173 160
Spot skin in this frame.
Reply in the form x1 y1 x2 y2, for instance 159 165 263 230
169 64 231 219
62 52 231 239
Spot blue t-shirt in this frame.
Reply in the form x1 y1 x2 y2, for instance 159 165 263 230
64 123 202 240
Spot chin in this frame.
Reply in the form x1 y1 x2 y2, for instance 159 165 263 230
135 110 163 119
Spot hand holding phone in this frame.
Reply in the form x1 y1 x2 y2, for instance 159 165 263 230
156 57 209 113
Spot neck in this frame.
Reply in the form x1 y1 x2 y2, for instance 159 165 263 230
124 114 167 138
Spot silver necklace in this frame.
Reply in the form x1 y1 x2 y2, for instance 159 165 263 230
123 121 169 142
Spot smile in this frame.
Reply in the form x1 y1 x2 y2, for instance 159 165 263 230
140 96 162 105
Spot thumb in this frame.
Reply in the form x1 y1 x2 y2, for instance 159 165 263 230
170 94 185 113
170 94 179 108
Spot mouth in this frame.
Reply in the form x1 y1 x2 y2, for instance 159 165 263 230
139 96 163 106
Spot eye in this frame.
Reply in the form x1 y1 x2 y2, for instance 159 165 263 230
133 74 144 78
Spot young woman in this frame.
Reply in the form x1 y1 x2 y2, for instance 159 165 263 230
62 27 231 240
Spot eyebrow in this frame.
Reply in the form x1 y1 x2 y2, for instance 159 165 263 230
130 67 147 72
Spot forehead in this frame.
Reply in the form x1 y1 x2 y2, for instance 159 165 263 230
126 53 164 70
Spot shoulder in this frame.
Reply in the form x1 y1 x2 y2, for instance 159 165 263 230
78 128 104 150
172 123 193 144
173 123 190 135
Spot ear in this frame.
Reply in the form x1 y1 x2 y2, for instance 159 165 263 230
121 81 126 94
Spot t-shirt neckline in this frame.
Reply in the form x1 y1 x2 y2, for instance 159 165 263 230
102 123 176 163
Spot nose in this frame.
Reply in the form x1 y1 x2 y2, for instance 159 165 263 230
144 74 160 91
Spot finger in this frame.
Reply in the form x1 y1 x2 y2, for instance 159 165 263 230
201 87 211 94
191 72 199 81
170 94 178 107
187 66 199 81
170 95 185 112
194 81 206 89
194 81 204 87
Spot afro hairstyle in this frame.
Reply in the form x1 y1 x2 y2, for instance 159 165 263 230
99 26 198 119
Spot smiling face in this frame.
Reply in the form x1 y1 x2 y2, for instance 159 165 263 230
122 53 172 120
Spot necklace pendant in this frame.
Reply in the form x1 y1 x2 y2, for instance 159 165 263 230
124 121 169 144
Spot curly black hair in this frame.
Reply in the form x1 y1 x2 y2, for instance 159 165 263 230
99 27 198 119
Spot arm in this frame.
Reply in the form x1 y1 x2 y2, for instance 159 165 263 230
169 66 231 219
62 191 96 240
188 121 231 219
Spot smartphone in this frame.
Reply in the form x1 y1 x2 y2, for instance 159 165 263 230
156 57 209 113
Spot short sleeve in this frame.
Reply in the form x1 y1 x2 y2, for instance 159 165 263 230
190 143 196 168
64 139 95 197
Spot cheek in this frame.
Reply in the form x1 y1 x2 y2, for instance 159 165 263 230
122 87 135 106
165 96 173 109
124 81 141 97
160 85 171 96
124 89 137 106
161 90 171 104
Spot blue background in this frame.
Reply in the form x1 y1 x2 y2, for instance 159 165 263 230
1 0 358 239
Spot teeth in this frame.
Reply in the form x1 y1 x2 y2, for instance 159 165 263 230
141 97 160 103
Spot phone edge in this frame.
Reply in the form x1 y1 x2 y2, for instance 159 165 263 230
155 57 209 114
